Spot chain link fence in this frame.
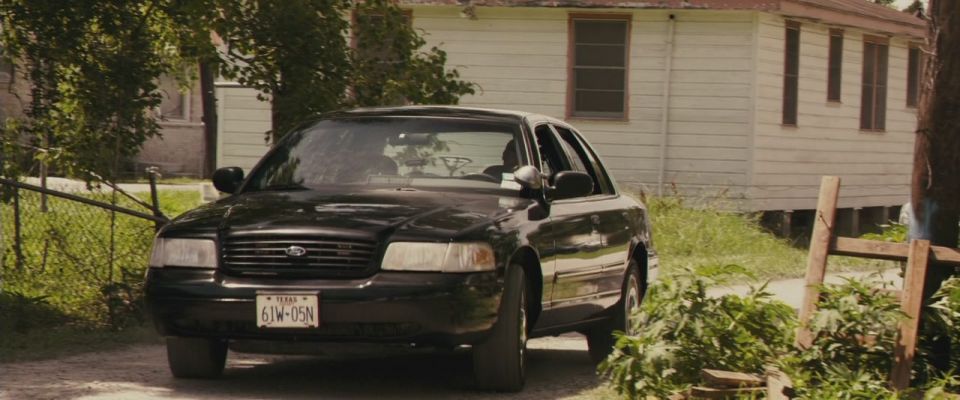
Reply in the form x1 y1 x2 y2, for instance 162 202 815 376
0 177 167 331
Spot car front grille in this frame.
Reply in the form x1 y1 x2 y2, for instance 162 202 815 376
221 235 378 278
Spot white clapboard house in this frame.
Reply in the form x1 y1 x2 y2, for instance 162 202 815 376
213 0 926 234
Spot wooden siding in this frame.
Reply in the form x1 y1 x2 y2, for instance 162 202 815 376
411 7 754 199
750 13 916 211
215 84 272 173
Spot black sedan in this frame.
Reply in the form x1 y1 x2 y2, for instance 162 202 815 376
144 106 659 391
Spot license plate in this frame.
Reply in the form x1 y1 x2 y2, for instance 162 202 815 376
256 293 319 328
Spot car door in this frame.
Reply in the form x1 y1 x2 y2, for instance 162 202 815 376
553 125 633 310
535 124 610 325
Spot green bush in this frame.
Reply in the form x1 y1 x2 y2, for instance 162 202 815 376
783 277 906 399
600 270 960 400
599 265 796 399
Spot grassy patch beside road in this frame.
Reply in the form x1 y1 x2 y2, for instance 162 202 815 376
647 197 893 281
0 189 201 362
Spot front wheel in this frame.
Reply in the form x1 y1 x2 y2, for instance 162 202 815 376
587 262 641 363
166 337 227 379
473 265 528 392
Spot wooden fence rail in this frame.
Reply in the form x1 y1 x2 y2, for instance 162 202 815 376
796 176 960 391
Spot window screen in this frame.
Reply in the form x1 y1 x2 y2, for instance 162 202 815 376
571 17 629 119
782 21 800 125
827 29 843 102
861 38 888 130
907 46 921 107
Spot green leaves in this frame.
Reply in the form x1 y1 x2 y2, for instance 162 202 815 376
599 266 796 399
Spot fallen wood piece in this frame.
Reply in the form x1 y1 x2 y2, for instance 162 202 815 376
890 239 930 391
700 369 764 388
689 386 765 399
766 367 794 400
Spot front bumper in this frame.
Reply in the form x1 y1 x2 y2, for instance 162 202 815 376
145 268 504 346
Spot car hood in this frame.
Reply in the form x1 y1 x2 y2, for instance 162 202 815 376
167 188 532 240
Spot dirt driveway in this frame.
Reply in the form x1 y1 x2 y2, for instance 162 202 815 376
1 334 604 400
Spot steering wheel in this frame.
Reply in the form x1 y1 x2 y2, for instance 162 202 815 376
440 156 473 176
460 173 499 183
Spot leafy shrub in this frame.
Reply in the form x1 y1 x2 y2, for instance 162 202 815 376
599 265 796 399
860 222 909 243
783 277 906 399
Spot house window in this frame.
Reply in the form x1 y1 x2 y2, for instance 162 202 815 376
827 29 843 102
782 21 800 125
861 36 889 131
157 73 189 121
907 45 922 107
569 15 630 119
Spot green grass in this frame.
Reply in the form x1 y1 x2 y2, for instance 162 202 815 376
647 196 893 282
0 189 202 360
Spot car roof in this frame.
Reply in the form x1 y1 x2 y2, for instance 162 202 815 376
325 105 545 124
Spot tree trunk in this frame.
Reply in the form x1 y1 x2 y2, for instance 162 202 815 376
910 0 960 371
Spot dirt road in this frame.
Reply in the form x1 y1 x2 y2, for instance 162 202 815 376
1 334 604 400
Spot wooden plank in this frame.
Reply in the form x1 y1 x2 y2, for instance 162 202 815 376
831 237 960 266
700 369 764 388
890 239 930 391
796 176 841 348
765 368 794 400
690 386 765 399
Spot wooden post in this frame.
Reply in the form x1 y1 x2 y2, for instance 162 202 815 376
796 176 841 348
781 210 793 238
851 207 861 237
890 239 931 391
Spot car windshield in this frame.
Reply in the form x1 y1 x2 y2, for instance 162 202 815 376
245 117 523 192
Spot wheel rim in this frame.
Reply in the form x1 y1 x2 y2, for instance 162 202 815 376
624 276 640 335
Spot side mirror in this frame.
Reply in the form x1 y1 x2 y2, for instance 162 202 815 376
513 165 543 190
550 171 593 200
212 167 244 194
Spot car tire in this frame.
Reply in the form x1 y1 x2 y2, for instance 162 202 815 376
587 261 641 364
473 265 527 392
166 337 228 379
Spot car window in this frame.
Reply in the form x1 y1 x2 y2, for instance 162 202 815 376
533 124 568 180
552 125 608 196
246 117 522 192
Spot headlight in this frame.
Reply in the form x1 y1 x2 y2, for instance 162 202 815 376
149 238 218 268
381 242 496 273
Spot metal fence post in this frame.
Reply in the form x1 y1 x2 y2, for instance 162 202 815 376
146 167 162 232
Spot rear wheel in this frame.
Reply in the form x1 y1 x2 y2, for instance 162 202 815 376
473 265 527 392
166 337 227 379
587 262 641 363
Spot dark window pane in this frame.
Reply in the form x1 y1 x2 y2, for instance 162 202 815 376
907 47 920 106
575 44 625 67
782 23 800 125
875 81 886 130
575 90 625 114
861 80 875 129
575 68 626 90
575 20 627 44
571 18 629 117
862 43 876 84
782 77 798 125
828 31 843 101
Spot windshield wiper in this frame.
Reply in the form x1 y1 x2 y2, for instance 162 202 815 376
257 183 310 192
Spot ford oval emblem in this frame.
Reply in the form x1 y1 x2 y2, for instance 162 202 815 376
285 246 307 257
